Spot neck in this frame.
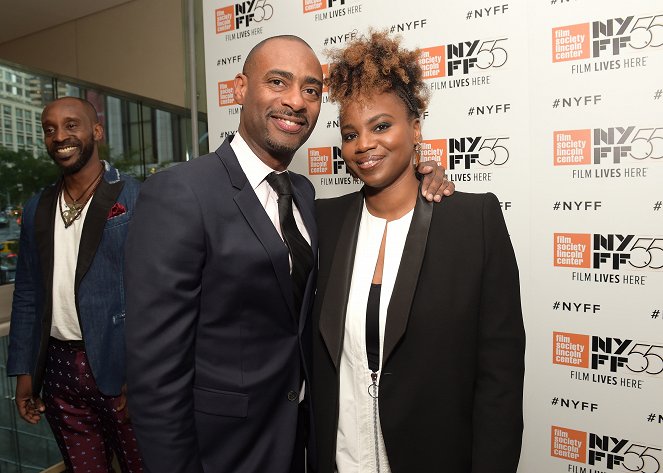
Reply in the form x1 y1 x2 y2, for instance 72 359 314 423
63 157 103 197
237 128 293 172
363 172 419 221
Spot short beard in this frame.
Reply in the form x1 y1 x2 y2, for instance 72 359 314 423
49 139 95 175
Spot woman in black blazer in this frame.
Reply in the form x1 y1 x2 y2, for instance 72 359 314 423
312 30 526 473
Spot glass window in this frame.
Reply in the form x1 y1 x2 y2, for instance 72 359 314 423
5 133 12 143
16 122 23 131
15 109 23 119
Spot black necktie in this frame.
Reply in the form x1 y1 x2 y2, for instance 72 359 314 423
266 171 313 315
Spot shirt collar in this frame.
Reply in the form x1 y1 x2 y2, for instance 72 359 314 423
230 132 285 190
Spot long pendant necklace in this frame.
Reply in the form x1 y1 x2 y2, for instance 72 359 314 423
59 163 104 228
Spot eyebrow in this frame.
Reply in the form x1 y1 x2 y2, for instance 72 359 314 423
266 69 323 89
340 113 395 131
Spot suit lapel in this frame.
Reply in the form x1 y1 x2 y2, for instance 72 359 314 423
216 140 297 320
35 183 58 327
75 178 124 290
383 193 433 364
318 192 363 370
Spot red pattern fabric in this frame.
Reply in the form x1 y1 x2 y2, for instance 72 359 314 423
42 339 144 472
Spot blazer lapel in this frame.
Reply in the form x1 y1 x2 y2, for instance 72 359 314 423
318 192 363 370
216 140 296 320
75 178 124 290
383 193 433 364
35 184 58 300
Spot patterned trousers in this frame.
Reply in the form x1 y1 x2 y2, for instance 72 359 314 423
42 338 144 473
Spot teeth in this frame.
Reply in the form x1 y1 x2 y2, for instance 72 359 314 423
57 146 76 153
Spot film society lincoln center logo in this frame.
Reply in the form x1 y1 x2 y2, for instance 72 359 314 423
551 426 663 472
552 13 663 63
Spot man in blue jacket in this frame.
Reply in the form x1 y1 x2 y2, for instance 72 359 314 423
7 97 144 472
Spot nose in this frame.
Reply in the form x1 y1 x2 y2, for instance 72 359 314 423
281 87 306 112
355 132 376 154
52 127 68 142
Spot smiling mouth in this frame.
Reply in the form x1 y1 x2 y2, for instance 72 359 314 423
356 155 383 170
271 115 306 133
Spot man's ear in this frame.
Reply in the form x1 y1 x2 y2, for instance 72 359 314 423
93 123 104 142
233 73 248 105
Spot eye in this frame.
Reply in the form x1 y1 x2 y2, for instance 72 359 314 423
269 78 285 87
43 127 54 136
375 122 391 132
342 132 357 142
304 87 321 98
66 121 78 129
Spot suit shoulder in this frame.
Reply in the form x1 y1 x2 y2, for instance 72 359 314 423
289 171 315 195
315 192 359 213
435 191 499 212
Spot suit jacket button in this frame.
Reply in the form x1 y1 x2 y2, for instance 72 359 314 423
287 390 298 402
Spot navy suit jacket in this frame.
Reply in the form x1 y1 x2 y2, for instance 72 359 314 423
125 138 317 473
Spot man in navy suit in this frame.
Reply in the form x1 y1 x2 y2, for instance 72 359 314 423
124 35 322 473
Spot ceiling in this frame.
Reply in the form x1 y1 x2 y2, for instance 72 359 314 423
0 0 135 44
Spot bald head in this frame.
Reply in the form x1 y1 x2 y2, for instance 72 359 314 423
42 97 99 124
243 35 317 76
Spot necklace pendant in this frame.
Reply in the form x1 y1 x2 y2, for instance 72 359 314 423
61 208 79 227
66 201 83 211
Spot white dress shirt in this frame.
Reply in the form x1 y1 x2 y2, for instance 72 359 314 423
230 133 311 259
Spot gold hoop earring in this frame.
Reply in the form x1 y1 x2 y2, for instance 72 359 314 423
412 142 422 169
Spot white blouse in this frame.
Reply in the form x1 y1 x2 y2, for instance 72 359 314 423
336 202 414 473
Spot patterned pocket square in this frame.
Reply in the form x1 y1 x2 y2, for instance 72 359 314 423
108 202 127 219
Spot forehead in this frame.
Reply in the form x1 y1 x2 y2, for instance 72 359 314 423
41 99 89 124
250 39 322 79
341 91 409 121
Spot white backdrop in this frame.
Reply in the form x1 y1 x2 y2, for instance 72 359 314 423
203 1 663 471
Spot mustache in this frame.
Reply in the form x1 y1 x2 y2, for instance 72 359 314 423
50 139 81 150
268 109 308 125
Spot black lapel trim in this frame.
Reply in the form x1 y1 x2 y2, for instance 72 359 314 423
318 192 363 370
75 179 124 290
32 183 58 393
382 192 433 364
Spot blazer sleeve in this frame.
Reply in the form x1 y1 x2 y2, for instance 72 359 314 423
124 170 206 473
7 195 40 376
472 193 525 473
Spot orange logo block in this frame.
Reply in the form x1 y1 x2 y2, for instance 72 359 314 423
218 80 236 107
321 64 329 93
551 426 587 463
553 332 590 368
303 0 325 13
308 147 333 175
552 23 590 62
554 233 591 268
421 139 448 168
554 130 591 166
216 6 235 34
419 47 446 79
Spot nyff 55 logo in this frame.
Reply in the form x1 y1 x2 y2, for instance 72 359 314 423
443 136 509 170
418 38 508 78
552 426 663 472
553 331 663 376
553 127 663 166
215 0 273 33
553 13 663 62
553 233 663 270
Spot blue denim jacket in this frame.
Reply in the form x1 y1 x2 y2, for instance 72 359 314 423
7 162 140 396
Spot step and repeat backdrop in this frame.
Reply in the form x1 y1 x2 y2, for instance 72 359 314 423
202 1 663 471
